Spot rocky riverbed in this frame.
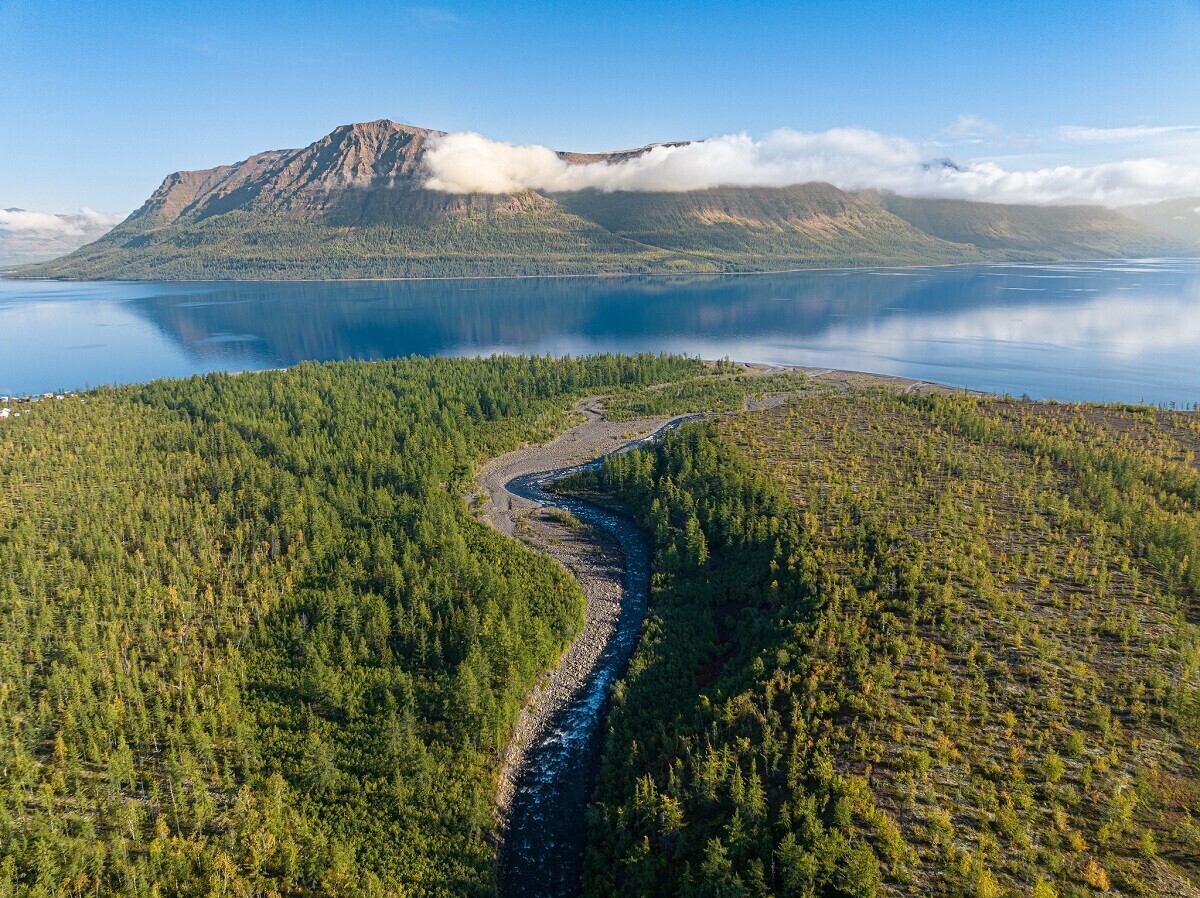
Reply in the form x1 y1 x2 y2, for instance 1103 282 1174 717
471 368 955 896
474 398 680 897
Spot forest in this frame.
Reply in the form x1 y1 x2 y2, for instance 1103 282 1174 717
0 353 704 896
575 393 1200 897
15 210 708 281
3 355 1199 897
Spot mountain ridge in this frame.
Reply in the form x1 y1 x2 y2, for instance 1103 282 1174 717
1121 197 1200 244
15 119 1195 280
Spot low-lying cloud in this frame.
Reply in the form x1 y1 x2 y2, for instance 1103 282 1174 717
423 128 1200 206
0 207 124 236
1056 124 1200 144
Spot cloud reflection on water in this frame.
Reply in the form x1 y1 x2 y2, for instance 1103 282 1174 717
0 260 1197 404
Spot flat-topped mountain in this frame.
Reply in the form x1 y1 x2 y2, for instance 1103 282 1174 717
18 120 1195 279
134 121 442 225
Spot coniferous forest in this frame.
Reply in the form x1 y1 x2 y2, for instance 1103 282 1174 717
0 354 702 896
2 358 1199 897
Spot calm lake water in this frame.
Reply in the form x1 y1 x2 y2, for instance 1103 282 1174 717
2 259 1198 404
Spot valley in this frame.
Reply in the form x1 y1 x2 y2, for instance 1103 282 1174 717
3 356 1196 897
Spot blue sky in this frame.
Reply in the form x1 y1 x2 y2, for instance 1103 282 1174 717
2 0 1199 213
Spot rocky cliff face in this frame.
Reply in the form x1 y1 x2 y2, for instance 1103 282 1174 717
130 121 441 225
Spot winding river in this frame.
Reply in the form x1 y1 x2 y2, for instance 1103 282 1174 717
498 419 694 897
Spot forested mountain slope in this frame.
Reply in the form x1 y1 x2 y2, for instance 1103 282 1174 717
554 185 983 269
0 353 705 896
870 192 1186 261
578 395 1200 897
16 120 1191 280
1121 198 1200 245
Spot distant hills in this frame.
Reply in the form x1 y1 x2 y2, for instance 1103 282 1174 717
1121 197 1200 244
15 120 1197 280
871 193 1187 262
0 208 118 267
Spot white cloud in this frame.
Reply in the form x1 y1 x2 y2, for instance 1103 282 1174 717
916 158 1200 207
0 209 80 236
422 132 571 193
425 129 927 194
76 207 125 228
409 6 466 27
941 115 1003 140
0 207 124 236
423 129 1200 206
1056 124 1200 144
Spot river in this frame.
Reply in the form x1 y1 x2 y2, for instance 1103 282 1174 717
498 418 694 897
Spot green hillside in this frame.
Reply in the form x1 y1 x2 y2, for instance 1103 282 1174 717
21 200 705 280
577 394 1200 897
871 193 1189 261
554 185 984 270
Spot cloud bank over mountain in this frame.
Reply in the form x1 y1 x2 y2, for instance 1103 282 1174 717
423 127 1200 206
0 208 126 267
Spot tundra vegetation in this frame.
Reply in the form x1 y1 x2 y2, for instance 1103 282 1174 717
575 393 1200 897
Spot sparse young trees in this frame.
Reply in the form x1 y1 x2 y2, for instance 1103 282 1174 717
578 393 1200 897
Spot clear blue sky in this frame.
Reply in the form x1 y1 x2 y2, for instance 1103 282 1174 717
2 0 1198 212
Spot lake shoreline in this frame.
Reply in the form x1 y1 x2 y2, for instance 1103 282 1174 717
6 254 1197 286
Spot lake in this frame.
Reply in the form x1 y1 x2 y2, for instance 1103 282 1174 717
2 259 1198 404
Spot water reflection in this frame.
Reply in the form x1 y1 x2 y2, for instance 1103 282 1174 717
1 260 1197 404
